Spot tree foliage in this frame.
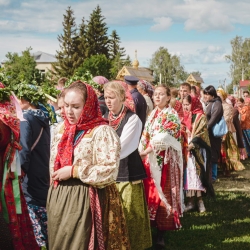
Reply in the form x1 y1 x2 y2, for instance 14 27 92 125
225 36 250 85
3 47 43 87
109 30 126 60
77 54 112 79
77 17 87 63
52 6 81 78
150 47 187 86
85 5 109 58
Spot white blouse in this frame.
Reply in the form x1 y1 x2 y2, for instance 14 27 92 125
50 124 121 188
119 114 142 159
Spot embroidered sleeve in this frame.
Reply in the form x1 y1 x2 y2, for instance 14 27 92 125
75 125 121 188
49 123 64 177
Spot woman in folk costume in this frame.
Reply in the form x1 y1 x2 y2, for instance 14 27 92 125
237 97 250 157
182 95 215 213
47 81 130 250
103 81 152 250
227 95 247 160
0 83 38 250
139 85 184 248
217 89 245 174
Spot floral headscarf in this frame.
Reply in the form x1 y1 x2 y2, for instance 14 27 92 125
0 83 20 141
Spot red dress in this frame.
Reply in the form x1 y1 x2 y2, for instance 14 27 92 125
0 121 39 250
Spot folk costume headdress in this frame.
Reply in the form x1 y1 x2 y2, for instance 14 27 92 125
13 83 57 123
183 96 204 132
53 81 108 174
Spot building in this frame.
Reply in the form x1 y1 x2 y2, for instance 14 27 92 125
32 51 57 74
239 80 250 97
116 50 154 83
1 51 57 74
186 74 204 87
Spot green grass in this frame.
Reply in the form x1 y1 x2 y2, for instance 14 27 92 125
147 159 250 249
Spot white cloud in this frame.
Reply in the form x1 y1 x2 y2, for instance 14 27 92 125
0 0 250 33
0 0 10 6
150 17 173 32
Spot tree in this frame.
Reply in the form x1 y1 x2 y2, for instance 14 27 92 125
52 6 81 78
190 71 202 77
77 54 112 79
225 36 250 85
3 47 43 87
109 30 126 60
77 17 87 64
149 47 187 86
85 5 109 58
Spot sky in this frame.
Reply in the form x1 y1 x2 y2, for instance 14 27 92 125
0 0 250 87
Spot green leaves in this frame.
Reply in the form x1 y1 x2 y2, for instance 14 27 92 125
66 70 99 89
2 47 43 88
12 83 46 106
0 86 11 102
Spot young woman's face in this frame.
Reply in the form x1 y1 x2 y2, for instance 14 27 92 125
153 87 171 109
64 90 85 124
183 99 192 112
237 100 243 108
58 97 66 120
18 98 31 110
104 90 123 114
204 93 213 102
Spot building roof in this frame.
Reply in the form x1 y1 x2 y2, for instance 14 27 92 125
116 66 154 83
186 74 204 85
240 80 250 87
32 51 57 63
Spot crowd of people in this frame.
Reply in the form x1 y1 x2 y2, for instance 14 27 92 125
0 75 249 250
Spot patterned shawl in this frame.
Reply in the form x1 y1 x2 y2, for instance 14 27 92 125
183 96 204 132
189 113 215 197
0 83 20 141
54 82 108 172
139 106 184 217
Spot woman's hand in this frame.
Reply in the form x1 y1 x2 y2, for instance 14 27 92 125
140 147 153 161
52 166 72 181
140 151 148 161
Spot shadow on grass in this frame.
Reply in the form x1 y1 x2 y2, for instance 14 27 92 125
147 192 250 250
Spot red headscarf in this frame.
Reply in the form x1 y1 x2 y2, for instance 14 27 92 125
54 82 108 172
0 83 20 141
183 96 204 132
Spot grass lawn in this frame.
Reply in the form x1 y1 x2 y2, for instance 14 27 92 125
148 159 250 249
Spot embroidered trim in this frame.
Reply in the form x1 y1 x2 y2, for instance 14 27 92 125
73 165 79 178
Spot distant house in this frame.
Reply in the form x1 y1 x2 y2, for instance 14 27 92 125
1 51 57 74
186 74 204 87
32 51 57 74
239 80 250 96
116 50 154 83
